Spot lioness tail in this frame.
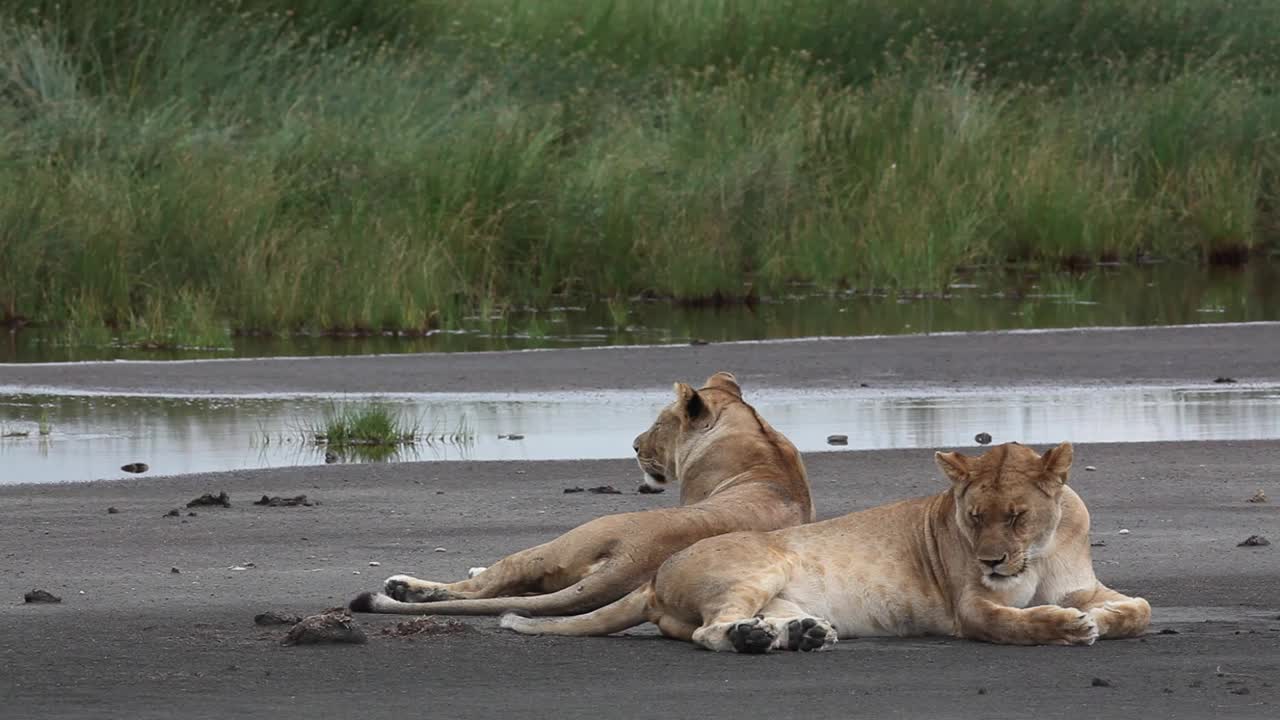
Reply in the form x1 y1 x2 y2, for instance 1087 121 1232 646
499 585 650 636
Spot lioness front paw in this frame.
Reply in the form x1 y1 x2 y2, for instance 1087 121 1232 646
382 574 457 603
727 617 778 654
783 617 838 652
1052 608 1099 646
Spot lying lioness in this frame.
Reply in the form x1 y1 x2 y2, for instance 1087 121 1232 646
503 442 1151 650
350 371 815 617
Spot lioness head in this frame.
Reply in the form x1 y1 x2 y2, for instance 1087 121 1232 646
935 442 1073 588
632 371 744 491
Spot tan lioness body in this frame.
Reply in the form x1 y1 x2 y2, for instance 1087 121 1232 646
350 372 814 617
504 442 1150 650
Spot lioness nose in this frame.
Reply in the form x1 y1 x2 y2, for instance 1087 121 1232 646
980 555 1007 569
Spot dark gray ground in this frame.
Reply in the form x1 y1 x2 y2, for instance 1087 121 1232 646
2 326 1279 719
2 322 1279 395
2 442 1277 720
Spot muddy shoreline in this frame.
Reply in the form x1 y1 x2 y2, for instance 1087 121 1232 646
3 323 1279 396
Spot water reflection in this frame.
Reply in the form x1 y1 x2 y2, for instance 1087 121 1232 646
2 385 1278 484
5 263 1280 363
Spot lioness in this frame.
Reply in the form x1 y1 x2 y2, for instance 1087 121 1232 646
503 441 1151 650
350 371 815 617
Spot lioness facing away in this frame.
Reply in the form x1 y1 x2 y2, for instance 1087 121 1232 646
350 371 815 617
503 442 1151 650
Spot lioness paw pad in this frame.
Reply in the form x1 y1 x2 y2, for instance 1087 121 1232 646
784 617 837 652
728 618 777 654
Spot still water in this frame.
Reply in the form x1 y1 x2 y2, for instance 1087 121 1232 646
3 385 1278 484
4 263 1280 363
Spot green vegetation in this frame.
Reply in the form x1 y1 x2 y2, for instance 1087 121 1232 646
3 0 1280 339
309 402 420 449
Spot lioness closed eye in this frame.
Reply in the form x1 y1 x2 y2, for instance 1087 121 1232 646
503 441 1151 651
349 371 815 618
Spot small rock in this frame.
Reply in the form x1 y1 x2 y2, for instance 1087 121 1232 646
381 616 474 638
23 589 61 604
689 339 709 346
859 382 869 388
433 547 447 553
1118 529 1130 535
106 506 120 514
187 492 231 508
120 462 150 474
1091 677 1112 688
1230 687 1251 696
637 484 665 494
587 485 622 495
1213 376 1238 384
351 571 360 575
563 486 585 494
1090 540 1107 547
1247 489 1267 504
324 451 338 464
1084 465 1097 472
974 432 992 445
170 567 181 574
1237 535 1270 547
229 566 249 571
164 509 181 517
282 610 367 646
368 561 381 567
187 512 197 517
253 494 312 507
976 688 987 695
827 434 849 446
505 433 525 441
1158 628 1179 635
255 611 303 626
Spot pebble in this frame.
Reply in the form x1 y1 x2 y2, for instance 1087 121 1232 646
368 561 381 567
107 507 120 514
120 462 150 474
1084 466 1097 472
1247 489 1267 504
1237 535 1270 547
23 589 62 604
254 611 303 626
1090 677 1112 688
433 547 447 553
170 567 181 574
974 432 992 445
1118 529 1130 535
827 434 849 446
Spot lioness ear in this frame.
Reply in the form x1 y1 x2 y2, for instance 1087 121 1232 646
1041 442 1073 488
703 371 742 398
934 451 970 486
672 382 706 423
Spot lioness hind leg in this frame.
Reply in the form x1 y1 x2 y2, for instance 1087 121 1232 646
383 544 561 603
1062 583 1152 639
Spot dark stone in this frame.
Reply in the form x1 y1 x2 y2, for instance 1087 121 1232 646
120 462 150 473
282 610 367 646
974 432 993 445
1091 677 1112 688
106 507 120 514
163 509 181 517
24 589 62 604
586 485 622 495
1213 376 1238 384
1237 535 1270 547
187 492 231 508
1158 628 1179 635
637 484 665 494
253 494 313 507
826 434 849 446
563 487 585 493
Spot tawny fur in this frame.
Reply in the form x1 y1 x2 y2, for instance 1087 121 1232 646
350 372 814 617
504 442 1151 651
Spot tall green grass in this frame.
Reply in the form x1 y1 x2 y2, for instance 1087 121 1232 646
2 0 1279 339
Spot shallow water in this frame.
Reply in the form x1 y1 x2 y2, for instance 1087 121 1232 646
5 263 1280 363
3 384 1279 484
